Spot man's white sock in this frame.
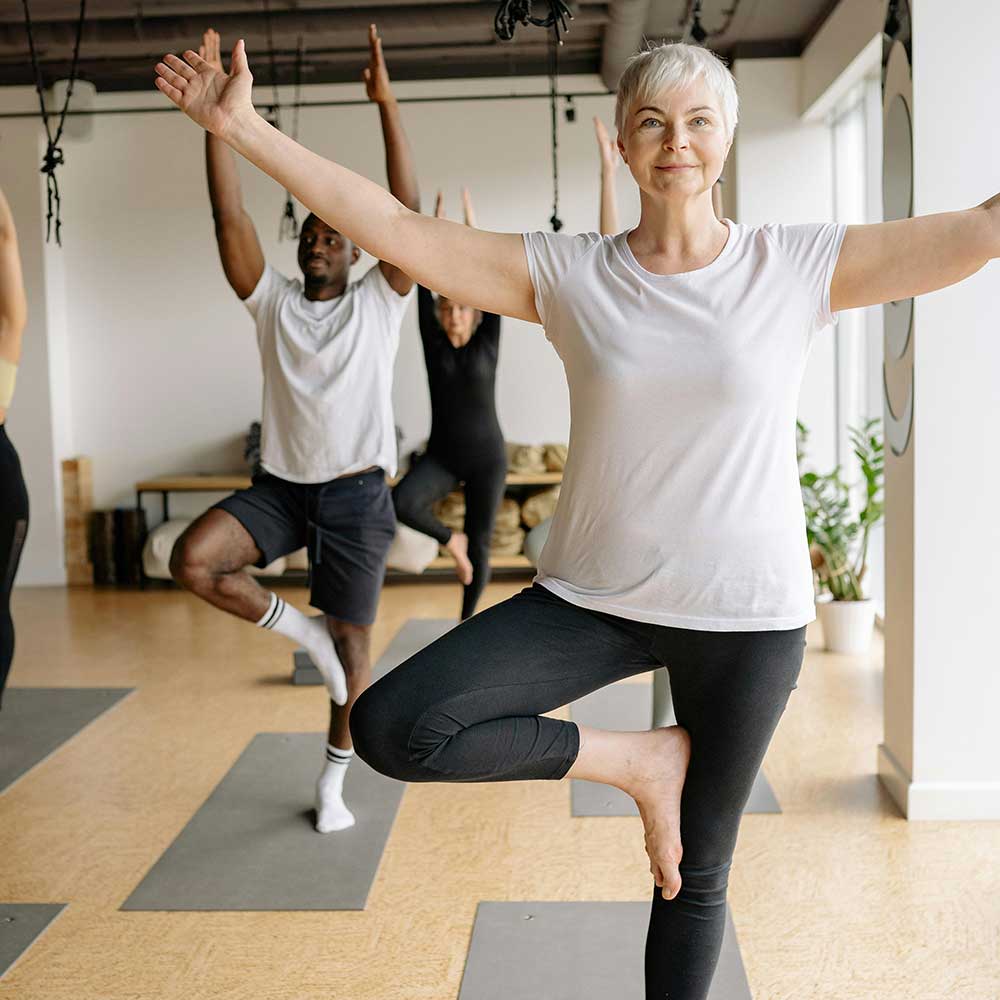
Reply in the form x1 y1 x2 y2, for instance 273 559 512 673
315 744 356 833
256 593 348 705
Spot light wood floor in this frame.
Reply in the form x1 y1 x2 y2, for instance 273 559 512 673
1 581 998 999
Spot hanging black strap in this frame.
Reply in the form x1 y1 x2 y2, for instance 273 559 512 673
493 2 571 231
261 0 282 130
22 0 87 246
279 36 305 241
547 29 562 232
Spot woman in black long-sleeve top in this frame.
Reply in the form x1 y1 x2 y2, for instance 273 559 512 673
393 189 507 619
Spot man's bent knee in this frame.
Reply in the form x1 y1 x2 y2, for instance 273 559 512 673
169 534 204 589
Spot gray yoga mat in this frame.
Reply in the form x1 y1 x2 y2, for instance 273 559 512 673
122 619 456 912
458 902 750 1000
0 688 134 795
292 617 457 685
0 904 65 979
569 682 780 817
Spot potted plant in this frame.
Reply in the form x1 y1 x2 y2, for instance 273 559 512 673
797 418 885 654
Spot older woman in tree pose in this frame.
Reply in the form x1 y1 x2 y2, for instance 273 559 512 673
154 37 998 999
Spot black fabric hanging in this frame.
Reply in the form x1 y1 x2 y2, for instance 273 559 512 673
21 0 88 246
493 1 573 233
494 0 572 44
547 31 562 233
279 37 305 241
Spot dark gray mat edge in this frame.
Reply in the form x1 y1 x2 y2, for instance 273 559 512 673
0 688 136 796
0 903 67 980
120 620 456 912
458 901 750 999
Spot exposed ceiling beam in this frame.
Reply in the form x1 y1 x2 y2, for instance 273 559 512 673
600 0 649 91
3 3 610 53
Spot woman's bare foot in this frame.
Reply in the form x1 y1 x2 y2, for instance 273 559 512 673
621 726 692 900
444 531 474 585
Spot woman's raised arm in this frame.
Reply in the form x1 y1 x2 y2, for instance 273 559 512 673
830 196 999 313
155 40 539 323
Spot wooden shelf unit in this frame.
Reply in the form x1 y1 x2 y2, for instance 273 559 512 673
135 470 561 578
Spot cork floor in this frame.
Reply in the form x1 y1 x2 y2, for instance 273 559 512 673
1 581 998 999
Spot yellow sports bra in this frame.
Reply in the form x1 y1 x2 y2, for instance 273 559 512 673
0 358 17 410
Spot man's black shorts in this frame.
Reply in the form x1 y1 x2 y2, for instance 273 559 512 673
214 468 395 625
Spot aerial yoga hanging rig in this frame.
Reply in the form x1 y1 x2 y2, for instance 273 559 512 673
493 0 574 232
21 0 88 245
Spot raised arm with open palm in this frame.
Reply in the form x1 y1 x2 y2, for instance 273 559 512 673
155 40 537 323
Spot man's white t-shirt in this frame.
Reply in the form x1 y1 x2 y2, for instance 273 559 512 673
523 220 847 631
243 262 413 483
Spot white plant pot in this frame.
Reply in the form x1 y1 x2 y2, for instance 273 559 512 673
817 599 876 655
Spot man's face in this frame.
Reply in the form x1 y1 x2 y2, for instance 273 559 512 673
296 216 356 284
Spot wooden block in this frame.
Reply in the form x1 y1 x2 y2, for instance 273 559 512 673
61 457 94 586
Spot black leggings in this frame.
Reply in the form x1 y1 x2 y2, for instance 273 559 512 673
351 583 805 1000
392 450 507 619
0 425 29 709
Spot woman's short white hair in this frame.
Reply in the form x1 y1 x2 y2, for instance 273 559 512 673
614 42 738 142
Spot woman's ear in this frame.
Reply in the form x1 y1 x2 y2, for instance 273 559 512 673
351 245 362 265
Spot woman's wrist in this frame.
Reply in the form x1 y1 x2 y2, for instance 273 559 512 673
225 107 267 154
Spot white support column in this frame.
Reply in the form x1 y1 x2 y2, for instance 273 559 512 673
878 0 1000 819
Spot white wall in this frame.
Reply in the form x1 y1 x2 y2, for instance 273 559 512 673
903 0 1000 815
732 57 838 474
0 113 70 585
800 0 886 119
4 59 843 582
1 76 640 541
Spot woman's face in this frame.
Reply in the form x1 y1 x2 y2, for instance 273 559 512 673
618 78 730 204
437 297 477 346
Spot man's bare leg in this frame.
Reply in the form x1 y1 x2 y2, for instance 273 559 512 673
169 508 270 620
170 509 347 703
315 619 373 833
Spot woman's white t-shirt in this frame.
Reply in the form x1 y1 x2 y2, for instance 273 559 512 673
243 263 413 483
522 220 847 631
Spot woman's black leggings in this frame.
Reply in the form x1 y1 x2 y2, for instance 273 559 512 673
351 583 805 1000
392 449 507 619
0 425 29 709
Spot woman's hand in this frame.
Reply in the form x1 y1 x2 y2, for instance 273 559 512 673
461 186 477 228
594 116 619 174
199 27 224 73
155 38 255 141
363 23 395 104
981 191 1000 256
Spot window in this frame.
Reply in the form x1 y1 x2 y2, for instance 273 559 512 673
830 76 885 615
